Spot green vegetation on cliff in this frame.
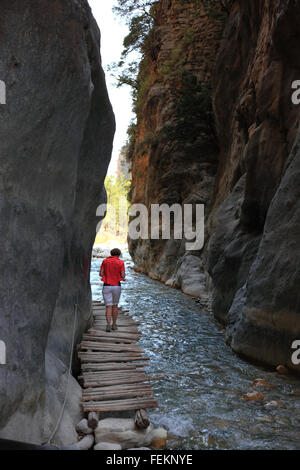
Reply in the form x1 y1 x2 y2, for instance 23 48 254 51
112 0 230 164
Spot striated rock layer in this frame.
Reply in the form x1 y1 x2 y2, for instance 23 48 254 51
0 0 115 444
129 0 300 370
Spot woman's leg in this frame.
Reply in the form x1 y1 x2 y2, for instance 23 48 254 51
112 305 118 326
106 305 113 327
103 287 113 329
112 287 121 327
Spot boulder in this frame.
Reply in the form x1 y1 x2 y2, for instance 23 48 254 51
95 418 158 450
76 419 93 436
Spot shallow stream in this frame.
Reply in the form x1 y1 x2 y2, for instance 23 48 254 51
91 255 300 450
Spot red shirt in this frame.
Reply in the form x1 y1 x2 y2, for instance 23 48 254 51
100 256 125 286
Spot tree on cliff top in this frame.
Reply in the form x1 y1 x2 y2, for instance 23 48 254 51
111 0 233 89
109 0 158 89
113 0 157 19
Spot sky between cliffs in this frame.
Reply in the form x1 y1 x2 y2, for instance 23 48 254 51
88 0 134 175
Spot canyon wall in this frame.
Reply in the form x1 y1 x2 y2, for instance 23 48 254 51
208 0 300 369
0 0 115 445
128 0 224 298
129 0 300 370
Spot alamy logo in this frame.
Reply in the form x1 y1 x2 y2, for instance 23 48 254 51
0 80 6 105
0 341 6 365
96 199 205 251
291 80 300 105
291 340 300 366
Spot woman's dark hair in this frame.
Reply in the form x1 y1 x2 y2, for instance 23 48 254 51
111 248 122 257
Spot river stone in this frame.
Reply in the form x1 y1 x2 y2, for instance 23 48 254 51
95 418 154 449
0 0 115 444
150 428 168 449
76 419 93 436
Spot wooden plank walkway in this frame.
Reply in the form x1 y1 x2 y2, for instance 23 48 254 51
78 301 158 413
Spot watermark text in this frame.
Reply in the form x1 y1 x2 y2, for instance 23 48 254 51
0 80 6 105
0 340 6 365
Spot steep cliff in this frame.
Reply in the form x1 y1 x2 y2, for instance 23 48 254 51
128 0 300 370
208 0 300 369
0 0 115 445
128 0 224 298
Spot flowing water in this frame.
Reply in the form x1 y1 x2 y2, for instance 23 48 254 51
90 254 300 450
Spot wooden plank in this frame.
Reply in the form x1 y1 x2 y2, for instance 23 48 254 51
82 397 158 412
79 342 142 353
93 321 138 328
78 356 146 363
82 335 138 344
80 371 147 380
92 329 140 335
80 375 147 384
78 354 150 363
81 368 146 376
88 329 140 339
81 363 148 371
80 373 147 382
82 377 150 387
82 390 153 401
92 325 138 330
82 384 152 393
78 351 144 358
93 313 137 320
83 383 152 393
93 318 136 324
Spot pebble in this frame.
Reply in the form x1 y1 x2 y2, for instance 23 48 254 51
264 400 282 409
253 379 274 389
276 365 289 375
243 391 264 402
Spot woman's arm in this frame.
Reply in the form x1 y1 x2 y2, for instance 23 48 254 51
100 262 104 279
121 261 125 281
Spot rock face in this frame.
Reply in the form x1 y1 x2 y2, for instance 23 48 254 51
128 0 300 369
208 0 300 369
0 0 115 444
128 0 224 298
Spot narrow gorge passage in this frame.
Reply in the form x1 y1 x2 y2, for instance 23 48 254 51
91 255 300 450
1 0 300 453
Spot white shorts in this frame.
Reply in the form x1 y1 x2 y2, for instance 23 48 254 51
102 285 121 306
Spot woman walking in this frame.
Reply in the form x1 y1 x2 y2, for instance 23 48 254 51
100 248 125 332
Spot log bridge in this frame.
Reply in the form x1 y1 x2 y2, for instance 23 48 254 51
77 301 158 422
